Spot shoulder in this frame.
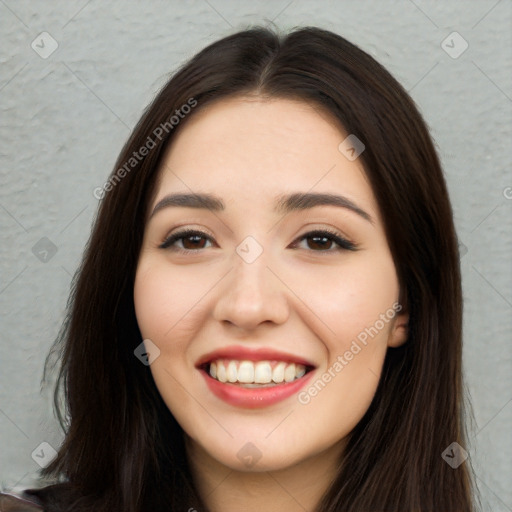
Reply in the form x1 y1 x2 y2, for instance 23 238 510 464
0 491 44 512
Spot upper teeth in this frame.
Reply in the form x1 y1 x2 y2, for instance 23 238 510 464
209 360 307 385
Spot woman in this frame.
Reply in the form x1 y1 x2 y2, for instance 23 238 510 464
1 26 476 511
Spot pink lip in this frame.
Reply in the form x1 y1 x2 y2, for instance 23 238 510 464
200 368 315 408
196 345 316 409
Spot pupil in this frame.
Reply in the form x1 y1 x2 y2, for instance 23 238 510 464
309 236 331 250
184 235 205 249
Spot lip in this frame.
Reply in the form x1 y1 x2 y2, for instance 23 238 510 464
200 368 315 408
196 345 316 409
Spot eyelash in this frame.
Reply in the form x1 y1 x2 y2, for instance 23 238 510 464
159 228 357 254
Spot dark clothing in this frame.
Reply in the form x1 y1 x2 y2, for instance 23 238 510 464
0 492 43 511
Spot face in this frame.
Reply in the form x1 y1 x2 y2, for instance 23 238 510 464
134 96 408 473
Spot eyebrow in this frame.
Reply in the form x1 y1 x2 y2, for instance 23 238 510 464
150 192 373 223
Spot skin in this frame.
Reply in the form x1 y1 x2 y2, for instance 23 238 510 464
134 96 409 511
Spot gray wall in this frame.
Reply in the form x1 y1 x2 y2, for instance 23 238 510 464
1 1 511 510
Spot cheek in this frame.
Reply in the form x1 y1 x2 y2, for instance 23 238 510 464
133 262 211 417
291 255 398 439
134 261 212 349
285 252 399 350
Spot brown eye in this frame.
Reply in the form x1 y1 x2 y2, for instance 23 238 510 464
291 230 357 252
159 230 213 251
181 234 208 250
305 234 335 251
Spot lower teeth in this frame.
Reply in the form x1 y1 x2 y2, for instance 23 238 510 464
238 382 280 388
215 379 301 387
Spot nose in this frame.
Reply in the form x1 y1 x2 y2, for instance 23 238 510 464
212 251 290 332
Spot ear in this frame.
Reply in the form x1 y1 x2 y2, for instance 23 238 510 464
387 305 409 348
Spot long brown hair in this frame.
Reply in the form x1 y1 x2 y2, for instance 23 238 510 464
29 26 476 511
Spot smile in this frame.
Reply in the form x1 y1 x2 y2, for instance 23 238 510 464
207 359 307 387
196 346 316 408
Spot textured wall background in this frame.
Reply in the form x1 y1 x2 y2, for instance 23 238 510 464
1 0 511 510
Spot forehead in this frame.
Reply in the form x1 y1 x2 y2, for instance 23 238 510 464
153 96 377 218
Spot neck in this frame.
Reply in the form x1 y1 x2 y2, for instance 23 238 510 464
186 437 344 512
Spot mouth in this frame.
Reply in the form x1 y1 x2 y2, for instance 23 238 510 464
201 359 314 387
196 347 316 408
